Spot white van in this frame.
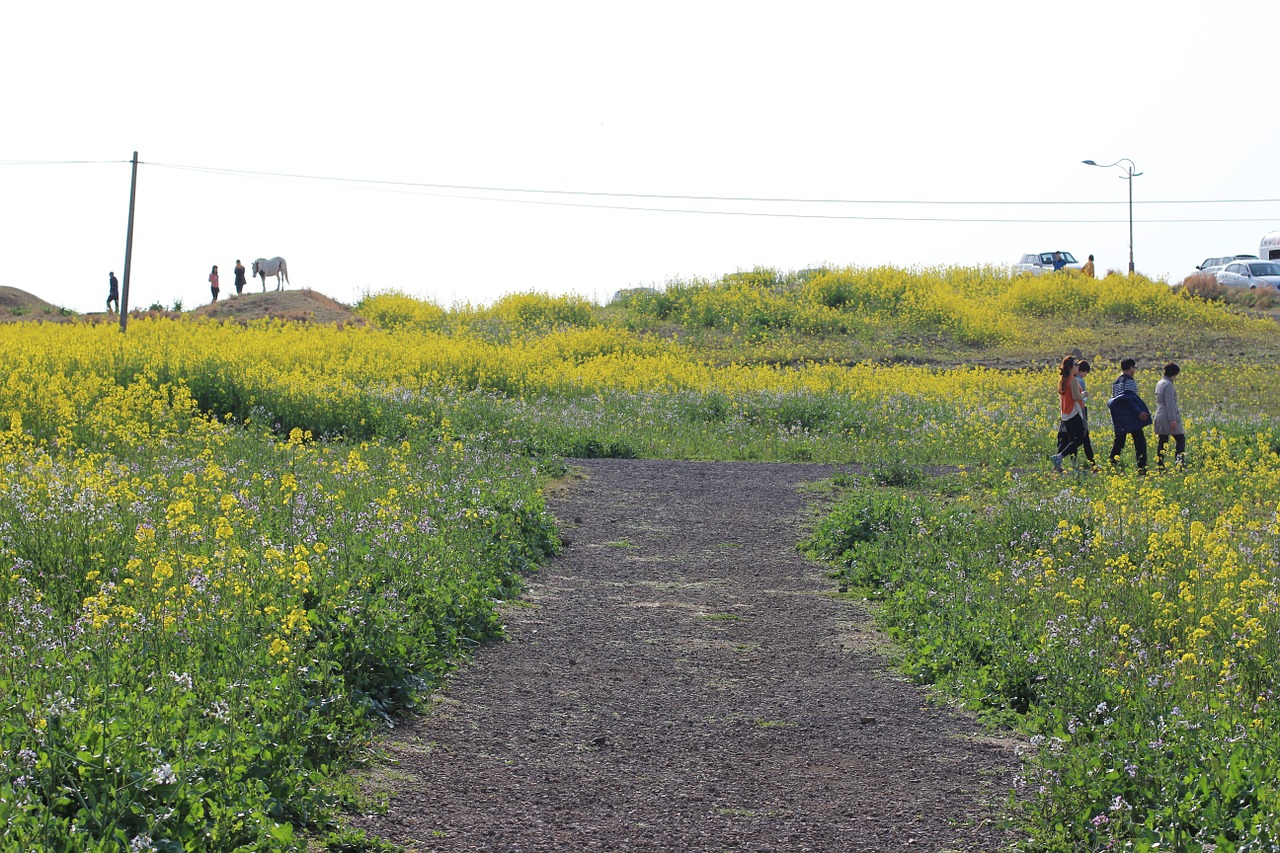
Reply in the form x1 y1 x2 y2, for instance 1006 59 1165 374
1261 230 1280 261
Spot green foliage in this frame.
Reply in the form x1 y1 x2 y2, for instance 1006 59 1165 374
0 417 557 850
865 457 926 488
801 486 922 589
805 451 1280 849
7 266 1280 850
321 826 404 852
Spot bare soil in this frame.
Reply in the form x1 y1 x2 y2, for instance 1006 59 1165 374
187 289 361 325
0 285 73 321
0 285 361 326
351 459 1023 852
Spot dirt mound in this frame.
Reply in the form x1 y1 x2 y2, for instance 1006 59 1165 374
189 289 363 326
0 286 73 322
0 285 361 327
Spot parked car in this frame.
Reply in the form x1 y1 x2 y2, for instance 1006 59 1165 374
1194 254 1258 277
1216 260 1280 289
1012 251 1081 275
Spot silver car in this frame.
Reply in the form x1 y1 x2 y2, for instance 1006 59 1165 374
1216 260 1280 289
1012 251 1081 275
1195 254 1258 277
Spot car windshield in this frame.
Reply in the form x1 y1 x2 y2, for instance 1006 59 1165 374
1248 262 1280 276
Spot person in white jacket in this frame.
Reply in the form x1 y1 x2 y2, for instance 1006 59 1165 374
1153 363 1185 469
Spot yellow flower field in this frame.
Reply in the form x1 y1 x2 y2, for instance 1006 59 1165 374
3 266 1280 850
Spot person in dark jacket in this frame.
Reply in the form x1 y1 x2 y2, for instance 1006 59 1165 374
1107 357 1150 473
107 272 119 313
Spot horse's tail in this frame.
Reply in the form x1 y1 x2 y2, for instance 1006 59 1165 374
281 259 289 285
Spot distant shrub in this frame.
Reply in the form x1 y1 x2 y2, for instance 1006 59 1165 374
613 286 681 322
1180 273 1224 301
621 265 1013 344
801 266 1012 346
487 292 596 331
356 290 446 331
1002 272 1235 327
1254 289 1280 310
1221 285 1280 312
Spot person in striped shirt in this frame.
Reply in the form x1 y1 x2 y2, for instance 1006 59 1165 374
1106 357 1150 473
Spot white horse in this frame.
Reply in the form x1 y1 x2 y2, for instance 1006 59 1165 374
252 257 290 291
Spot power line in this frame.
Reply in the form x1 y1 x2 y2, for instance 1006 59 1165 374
145 161 1280 209
155 170 1280 224
15 157 1280 224
296 186 1280 224
0 159 128 165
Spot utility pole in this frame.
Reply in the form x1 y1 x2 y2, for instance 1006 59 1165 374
1127 170 1135 276
120 151 138 333
1082 158 1142 276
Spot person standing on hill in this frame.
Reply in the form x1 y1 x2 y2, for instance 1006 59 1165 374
107 272 119 313
1050 356 1087 473
1081 255 1096 278
209 265 220 303
1154 362 1185 469
233 260 247 297
1107 357 1150 473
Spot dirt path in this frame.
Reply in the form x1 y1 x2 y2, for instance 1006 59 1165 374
352 459 1022 852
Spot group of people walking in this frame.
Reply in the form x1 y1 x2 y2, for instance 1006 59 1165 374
209 260 249 303
1051 356 1184 474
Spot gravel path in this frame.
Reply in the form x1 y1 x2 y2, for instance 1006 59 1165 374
352 459 1022 852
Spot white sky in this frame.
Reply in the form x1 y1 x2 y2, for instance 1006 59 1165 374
4 1 1280 314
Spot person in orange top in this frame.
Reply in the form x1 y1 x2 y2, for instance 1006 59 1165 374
1050 355 1086 473
1056 359 1096 466
209 265 220 303
1081 254 1096 278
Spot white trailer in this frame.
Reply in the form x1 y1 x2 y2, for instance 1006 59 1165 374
1262 231 1280 261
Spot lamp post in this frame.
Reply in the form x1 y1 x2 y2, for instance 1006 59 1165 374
1082 158 1142 275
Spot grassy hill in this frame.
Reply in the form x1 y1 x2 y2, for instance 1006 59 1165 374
358 264 1280 368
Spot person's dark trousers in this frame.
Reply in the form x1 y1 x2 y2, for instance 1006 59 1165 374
1078 428 1095 464
1157 433 1186 469
1110 430 1148 473
1057 415 1087 459
1059 410 1095 464
1078 406 1094 463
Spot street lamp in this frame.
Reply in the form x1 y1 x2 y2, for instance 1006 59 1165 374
1082 158 1143 275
